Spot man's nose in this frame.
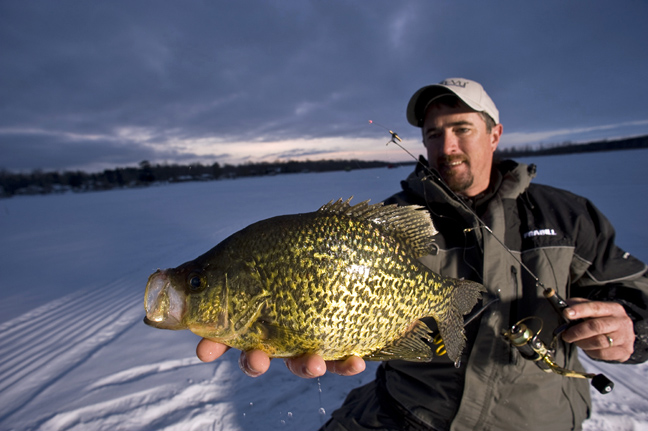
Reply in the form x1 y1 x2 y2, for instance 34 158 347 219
440 131 459 154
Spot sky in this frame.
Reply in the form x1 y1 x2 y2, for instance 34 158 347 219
2 0 648 173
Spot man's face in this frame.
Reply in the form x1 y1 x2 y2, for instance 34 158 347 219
422 103 503 197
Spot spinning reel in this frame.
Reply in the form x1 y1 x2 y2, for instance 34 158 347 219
502 288 614 395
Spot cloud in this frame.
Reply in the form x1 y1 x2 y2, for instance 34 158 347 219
1 0 648 172
0 127 214 172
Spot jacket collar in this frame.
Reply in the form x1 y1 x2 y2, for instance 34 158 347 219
404 157 536 207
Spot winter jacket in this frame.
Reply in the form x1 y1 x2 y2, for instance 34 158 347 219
325 158 648 431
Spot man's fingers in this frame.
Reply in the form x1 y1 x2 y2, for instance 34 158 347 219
571 343 632 362
196 338 230 362
239 349 271 377
284 354 366 378
197 340 272 377
563 299 627 320
326 356 366 376
197 340 368 378
560 300 635 363
284 354 327 378
561 316 618 343
563 326 620 348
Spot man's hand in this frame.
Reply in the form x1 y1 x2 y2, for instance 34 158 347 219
285 353 366 378
561 298 635 362
196 338 366 378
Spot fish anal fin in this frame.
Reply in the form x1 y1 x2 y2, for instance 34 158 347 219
363 320 434 362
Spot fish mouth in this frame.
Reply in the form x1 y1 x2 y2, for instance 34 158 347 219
144 269 187 330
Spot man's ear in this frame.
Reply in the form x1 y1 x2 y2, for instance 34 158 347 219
490 123 503 152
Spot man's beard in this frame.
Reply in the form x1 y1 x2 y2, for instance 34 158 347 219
437 155 474 194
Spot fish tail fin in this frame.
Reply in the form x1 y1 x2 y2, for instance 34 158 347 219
435 279 484 363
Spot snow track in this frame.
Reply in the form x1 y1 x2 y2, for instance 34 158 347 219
0 278 142 427
37 363 238 431
0 273 245 431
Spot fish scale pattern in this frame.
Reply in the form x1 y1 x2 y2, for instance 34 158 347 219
169 199 483 361
239 211 433 359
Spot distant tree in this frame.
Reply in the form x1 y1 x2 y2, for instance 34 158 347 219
66 171 85 190
138 160 155 184
212 162 222 178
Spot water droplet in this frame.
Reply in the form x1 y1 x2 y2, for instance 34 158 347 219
317 377 326 425
287 412 293 418
280 420 286 425
249 402 254 407
454 358 462 368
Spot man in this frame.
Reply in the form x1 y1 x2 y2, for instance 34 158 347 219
197 78 648 430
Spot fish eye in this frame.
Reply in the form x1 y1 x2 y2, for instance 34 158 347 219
188 273 206 291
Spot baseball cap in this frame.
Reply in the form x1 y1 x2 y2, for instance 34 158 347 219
406 78 499 127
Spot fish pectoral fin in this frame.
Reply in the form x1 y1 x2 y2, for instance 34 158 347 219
249 319 307 342
363 320 434 362
245 320 321 357
229 292 272 335
191 293 272 342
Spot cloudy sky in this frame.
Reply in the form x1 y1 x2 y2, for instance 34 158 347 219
2 0 648 173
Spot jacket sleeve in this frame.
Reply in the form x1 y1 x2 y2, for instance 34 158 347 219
570 198 648 364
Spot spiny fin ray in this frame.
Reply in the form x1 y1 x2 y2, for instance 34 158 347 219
318 197 438 258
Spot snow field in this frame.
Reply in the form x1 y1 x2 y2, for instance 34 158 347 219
1 149 647 430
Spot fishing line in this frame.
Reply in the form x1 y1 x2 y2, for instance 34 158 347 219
369 121 614 394
369 120 546 293
368 120 403 147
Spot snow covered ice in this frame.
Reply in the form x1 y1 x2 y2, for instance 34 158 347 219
1 149 647 430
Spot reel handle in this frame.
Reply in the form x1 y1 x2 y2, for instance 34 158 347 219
591 374 615 394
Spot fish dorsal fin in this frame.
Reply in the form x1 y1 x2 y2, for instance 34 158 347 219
318 198 438 258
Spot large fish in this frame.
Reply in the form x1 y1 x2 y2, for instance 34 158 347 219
144 198 484 363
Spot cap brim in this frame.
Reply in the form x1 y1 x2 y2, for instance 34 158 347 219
406 84 456 127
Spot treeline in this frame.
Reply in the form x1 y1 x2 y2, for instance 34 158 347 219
0 159 402 198
3 135 647 198
495 134 648 158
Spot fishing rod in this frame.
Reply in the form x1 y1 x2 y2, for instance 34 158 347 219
368 120 402 145
370 121 613 394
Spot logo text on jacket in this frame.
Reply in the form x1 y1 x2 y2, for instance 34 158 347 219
523 229 557 239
